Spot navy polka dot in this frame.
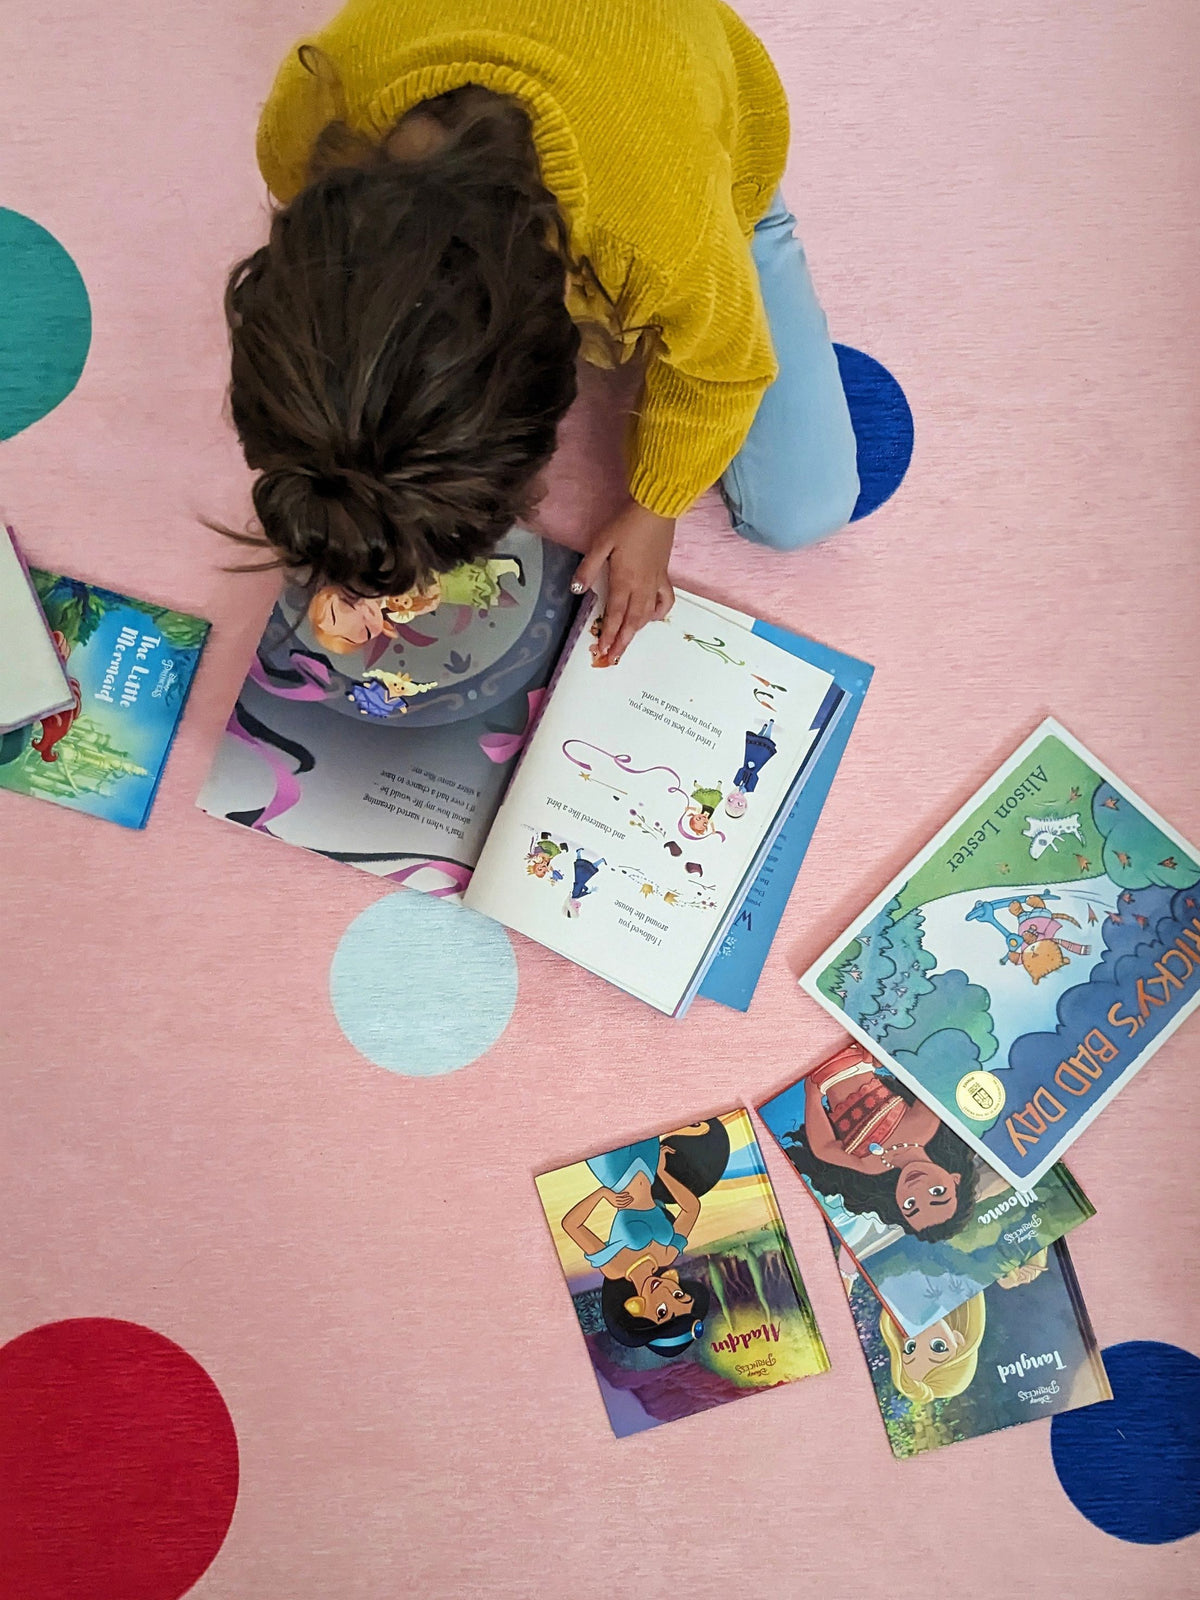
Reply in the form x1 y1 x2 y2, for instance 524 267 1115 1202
1051 1341 1200 1544
833 344 914 521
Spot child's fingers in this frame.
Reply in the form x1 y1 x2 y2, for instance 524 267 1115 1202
571 541 610 598
598 589 628 658
607 596 655 663
653 580 675 621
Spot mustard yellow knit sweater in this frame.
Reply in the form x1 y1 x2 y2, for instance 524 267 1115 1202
256 0 789 518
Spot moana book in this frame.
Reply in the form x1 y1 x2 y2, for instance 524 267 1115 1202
198 528 870 1016
536 1109 828 1437
0 569 208 829
834 1230 1111 1458
758 1041 1094 1337
801 719 1200 1186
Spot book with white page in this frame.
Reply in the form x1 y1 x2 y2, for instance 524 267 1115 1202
465 588 846 1014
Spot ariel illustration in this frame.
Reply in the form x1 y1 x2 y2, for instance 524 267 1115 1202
307 555 524 654
561 1121 730 1358
527 832 569 881
725 721 776 819
564 848 606 917
785 1045 977 1239
346 668 439 718
23 631 82 763
966 892 1091 985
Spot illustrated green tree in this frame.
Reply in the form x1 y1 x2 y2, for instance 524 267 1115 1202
828 905 897 1034
32 573 108 650
1092 781 1199 890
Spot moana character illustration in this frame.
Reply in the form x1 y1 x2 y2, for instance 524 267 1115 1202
725 720 776 818
307 556 524 654
560 1120 730 1358
785 1045 977 1239
966 892 1091 985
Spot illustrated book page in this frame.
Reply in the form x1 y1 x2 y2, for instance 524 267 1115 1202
834 1231 1111 1458
197 527 577 897
466 589 844 1014
758 1041 1094 1336
536 1109 828 1437
800 718 1200 1187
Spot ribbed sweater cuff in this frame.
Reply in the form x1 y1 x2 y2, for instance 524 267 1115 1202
628 364 766 519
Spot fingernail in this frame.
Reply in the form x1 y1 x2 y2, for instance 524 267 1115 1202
570 581 584 595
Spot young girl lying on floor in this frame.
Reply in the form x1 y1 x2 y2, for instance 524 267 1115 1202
225 0 858 665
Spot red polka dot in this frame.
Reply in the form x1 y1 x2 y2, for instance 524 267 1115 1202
0 1319 238 1600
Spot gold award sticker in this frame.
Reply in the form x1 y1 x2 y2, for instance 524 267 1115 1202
956 1070 1006 1120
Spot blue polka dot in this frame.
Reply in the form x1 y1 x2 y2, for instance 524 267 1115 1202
1051 1341 1200 1544
0 209 92 440
833 344 913 521
330 892 517 1075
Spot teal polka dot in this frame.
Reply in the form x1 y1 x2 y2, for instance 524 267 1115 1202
0 209 91 439
330 892 517 1075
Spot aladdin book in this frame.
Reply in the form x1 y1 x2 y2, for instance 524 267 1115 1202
801 719 1200 1186
834 1230 1112 1458
536 1109 828 1437
0 570 208 829
758 1041 1094 1337
198 528 871 1016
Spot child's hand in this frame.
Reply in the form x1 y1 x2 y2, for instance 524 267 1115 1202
572 502 675 664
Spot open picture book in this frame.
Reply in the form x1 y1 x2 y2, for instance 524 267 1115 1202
198 527 870 1016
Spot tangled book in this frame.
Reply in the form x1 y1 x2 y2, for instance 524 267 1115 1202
758 1041 1094 1337
536 1109 828 1437
198 528 870 1016
802 719 1200 1186
834 1231 1111 1458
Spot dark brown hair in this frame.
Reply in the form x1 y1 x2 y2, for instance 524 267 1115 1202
223 79 582 596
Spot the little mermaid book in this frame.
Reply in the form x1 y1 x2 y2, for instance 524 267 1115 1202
536 1108 828 1437
834 1231 1111 1458
801 719 1200 1188
0 570 208 828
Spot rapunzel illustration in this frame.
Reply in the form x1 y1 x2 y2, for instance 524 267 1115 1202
307 556 524 653
784 1045 977 1239
560 1121 730 1358
879 1297 987 1403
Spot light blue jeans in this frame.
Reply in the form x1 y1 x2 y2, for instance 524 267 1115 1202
720 191 860 550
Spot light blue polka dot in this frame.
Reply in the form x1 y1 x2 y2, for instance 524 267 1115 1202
330 892 517 1075
0 209 91 439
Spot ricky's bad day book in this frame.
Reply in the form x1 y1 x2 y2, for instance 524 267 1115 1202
801 719 1200 1187
758 1041 1094 1337
834 1231 1111 1458
536 1109 828 1437
0 571 208 828
199 528 871 1016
